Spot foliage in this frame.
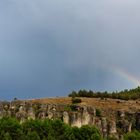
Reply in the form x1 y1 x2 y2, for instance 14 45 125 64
64 104 80 111
124 130 140 140
107 136 118 140
26 131 41 140
0 117 24 140
64 105 72 111
96 109 102 117
0 117 103 140
2 117 140 140
79 125 102 140
68 87 140 100
71 97 82 104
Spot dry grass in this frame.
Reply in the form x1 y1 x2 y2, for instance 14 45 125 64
28 97 140 112
30 97 72 105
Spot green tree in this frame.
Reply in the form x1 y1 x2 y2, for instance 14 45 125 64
3 132 12 140
26 131 40 140
64 126 83 140
47 119 68 140
22 119 44 139
124 131 140 140
0 117 23 140
79 125 102 140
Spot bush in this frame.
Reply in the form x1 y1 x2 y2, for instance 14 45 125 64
96 109 102 117
72 97 82 104
80 125 102 140
124 130 140 140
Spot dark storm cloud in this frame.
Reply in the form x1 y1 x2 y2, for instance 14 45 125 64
0 0 140 100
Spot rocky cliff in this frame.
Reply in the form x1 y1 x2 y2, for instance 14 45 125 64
0 97 140 140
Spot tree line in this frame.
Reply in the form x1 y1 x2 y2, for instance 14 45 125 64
68 87 140 100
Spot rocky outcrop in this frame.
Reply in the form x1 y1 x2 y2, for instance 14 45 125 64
0 100 139 139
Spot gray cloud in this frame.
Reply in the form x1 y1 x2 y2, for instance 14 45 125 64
0 0 140 100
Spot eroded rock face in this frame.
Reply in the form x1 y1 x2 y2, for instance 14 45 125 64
108 121 117 134
82 109 93 125
63 111 69 124
0 100 139 139
101 117 107 138
118 110 125 118
27 106 35 120
70 112 82 127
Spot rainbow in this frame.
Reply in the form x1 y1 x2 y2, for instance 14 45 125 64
109 65 140 87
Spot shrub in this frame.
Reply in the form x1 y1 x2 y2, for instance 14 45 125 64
72 97 82 104
96 109 102 117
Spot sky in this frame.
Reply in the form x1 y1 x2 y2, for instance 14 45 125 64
1 0 140 100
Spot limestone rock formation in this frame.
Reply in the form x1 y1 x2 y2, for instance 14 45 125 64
0 99 139 139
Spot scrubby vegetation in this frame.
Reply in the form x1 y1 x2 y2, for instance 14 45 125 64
64 104 80 111
96 108 102 117
69 87 140 100
71 97 82 104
